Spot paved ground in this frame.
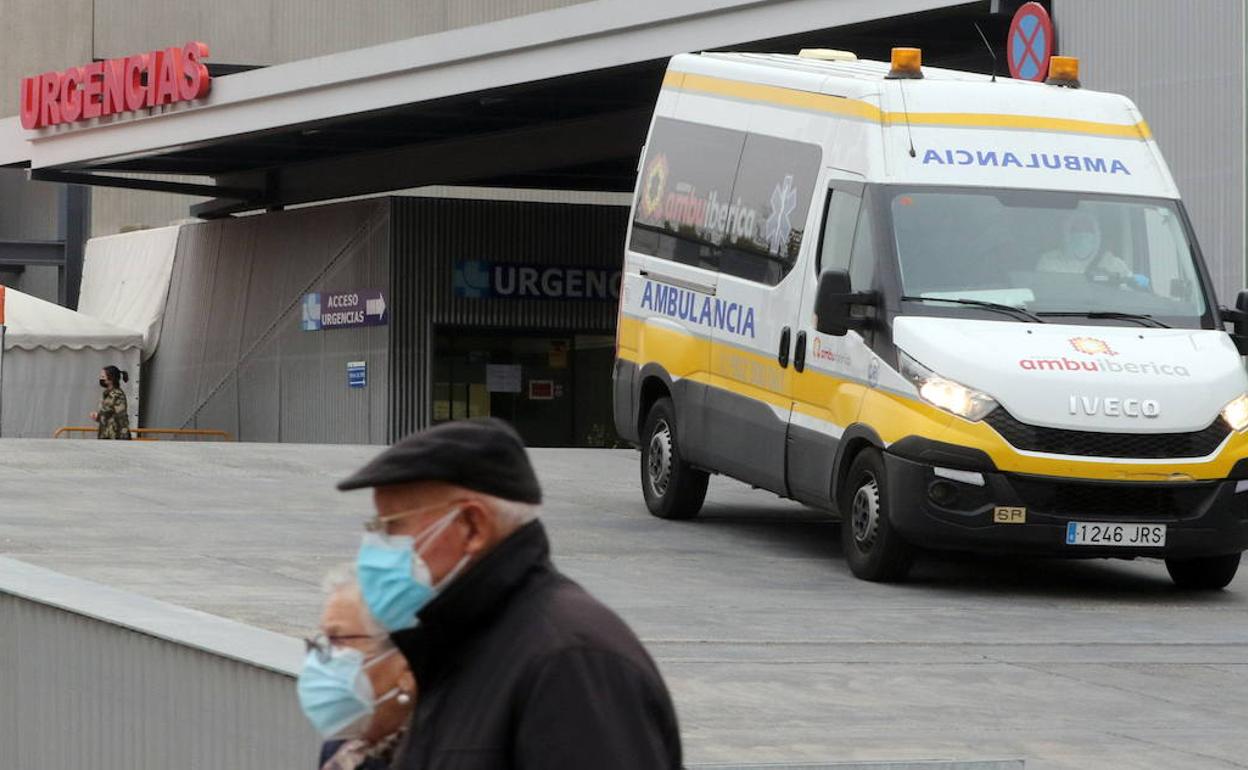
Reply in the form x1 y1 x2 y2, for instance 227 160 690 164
1 439 1245 769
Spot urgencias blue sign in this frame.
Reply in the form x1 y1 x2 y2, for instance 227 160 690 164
453 261 621 301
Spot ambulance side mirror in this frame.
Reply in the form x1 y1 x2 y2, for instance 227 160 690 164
813 270 876 337
1237 290 1248 337
1220 289 1248 355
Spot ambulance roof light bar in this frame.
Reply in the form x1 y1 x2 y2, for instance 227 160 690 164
798 49 858 62
1045 56 1082 88
885 47 923 80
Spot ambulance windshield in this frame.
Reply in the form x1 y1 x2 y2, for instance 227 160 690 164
889 187 1211 329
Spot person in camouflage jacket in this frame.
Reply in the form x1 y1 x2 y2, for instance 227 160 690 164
90 365 131 440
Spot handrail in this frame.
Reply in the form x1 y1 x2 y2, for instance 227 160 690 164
53 426 233 441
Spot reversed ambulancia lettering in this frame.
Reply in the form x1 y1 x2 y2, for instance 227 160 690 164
922 148 1131 175
637 280 757 338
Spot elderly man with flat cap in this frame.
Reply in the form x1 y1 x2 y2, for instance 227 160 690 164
337 417 682 770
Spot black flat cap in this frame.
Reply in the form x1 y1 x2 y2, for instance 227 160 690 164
337 417 542 503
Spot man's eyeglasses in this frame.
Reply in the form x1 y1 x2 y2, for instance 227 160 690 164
303 632 378 664
363 499 468 533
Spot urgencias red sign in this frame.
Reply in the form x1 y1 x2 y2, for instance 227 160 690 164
21 42 210 130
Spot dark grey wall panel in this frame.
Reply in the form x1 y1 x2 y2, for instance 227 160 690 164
149 196 622 443
390 198 628 440
146 199 390 443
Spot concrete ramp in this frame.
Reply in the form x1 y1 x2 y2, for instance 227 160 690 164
2 440 1245 768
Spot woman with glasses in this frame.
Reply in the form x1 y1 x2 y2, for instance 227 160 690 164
297 565 416 770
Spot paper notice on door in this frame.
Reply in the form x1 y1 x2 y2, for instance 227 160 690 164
469 383 491 417
486 364 523 393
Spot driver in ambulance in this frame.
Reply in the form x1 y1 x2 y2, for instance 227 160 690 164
1036 211 1132 279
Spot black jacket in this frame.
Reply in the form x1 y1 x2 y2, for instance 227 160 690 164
389 520 681 770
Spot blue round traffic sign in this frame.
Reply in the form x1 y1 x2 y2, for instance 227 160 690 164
1007 2 1053 82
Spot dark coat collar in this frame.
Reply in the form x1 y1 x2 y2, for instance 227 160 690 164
390 519 550 683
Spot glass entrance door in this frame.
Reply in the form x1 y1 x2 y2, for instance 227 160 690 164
431 329 619 447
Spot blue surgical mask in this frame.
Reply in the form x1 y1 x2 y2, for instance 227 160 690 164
1068 231 1099 261
357 508 469 632
297 646 398 739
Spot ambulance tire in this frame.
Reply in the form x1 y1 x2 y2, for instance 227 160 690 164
840 448 914 582
1165 552 1240 590
640 397 709 520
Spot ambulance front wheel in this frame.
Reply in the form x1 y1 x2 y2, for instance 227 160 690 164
1165 552 1241 590
640 397 709 520
840 448 915 582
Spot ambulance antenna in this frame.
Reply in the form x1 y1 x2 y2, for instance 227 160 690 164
898 80 917 157
974 22 998 82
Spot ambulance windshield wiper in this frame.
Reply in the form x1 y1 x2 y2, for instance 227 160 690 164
1035 311 1170 328
901 295 1045 323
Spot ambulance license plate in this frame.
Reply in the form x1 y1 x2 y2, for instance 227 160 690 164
1065 522 1166 547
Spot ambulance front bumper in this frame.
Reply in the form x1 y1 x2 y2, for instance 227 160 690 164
883 452 1248 559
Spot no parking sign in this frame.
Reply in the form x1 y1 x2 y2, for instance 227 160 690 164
1007 2 1053 82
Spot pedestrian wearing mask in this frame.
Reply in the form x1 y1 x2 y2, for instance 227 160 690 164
88 365 131 440
298 565 417 770
337 417 682 770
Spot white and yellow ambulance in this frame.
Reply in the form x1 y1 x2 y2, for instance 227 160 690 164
613 48 1248 587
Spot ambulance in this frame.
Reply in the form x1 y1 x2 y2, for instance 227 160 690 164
612 48 1248 587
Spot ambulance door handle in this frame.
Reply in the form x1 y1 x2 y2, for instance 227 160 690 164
778 327 791 368
794 331 807 373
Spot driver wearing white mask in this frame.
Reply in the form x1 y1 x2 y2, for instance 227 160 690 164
1037 211 1131 278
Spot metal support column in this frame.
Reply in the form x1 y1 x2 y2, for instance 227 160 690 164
58 185 90 309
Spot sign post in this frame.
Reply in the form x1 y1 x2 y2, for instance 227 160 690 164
1006 2 1054 82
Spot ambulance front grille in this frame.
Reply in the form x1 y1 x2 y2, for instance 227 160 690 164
983 408 1231 459
1008 477 1218 520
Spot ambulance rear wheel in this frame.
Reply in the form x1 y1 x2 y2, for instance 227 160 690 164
1165 553 1241 590
641 397 708 520
840 448 914 582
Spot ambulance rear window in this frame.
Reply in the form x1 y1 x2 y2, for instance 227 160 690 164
630 117 821 286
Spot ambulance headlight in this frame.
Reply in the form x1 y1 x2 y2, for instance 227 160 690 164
900 352 998 422
1221 393 1248 432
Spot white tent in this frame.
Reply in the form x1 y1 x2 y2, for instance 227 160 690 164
0 287 142 438
78 225 179 360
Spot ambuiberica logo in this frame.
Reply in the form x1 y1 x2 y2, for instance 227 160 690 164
1017 337 1191 377
810 337 836 362
1069 337 1117 356
638 153 796 257
640 154 669 219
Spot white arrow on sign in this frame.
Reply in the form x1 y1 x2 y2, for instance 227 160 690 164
366 295 387 318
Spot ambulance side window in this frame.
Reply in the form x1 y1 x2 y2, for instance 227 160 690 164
1143 207 1196 302
816 189 862 274
848 204 877 290
719 134 822 286
628 118 743 272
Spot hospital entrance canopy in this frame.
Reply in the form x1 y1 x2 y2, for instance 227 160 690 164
0 0 981 218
